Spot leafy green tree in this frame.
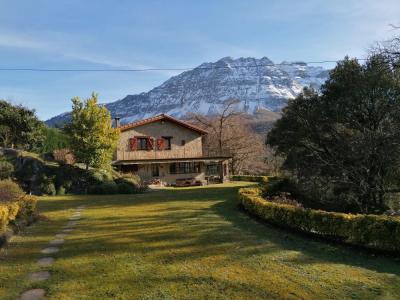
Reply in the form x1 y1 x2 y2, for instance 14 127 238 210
40 127 70 153
0 100 45 150
267 55 400 214
64 93 119 170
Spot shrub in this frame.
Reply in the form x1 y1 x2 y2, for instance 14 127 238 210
117 182 136 194
0 180 37 234
0 159 14 180
89 181 118 195
16 195 37 219
0 179 24 202
239 187 400 252
89 169 114 183
115 173 147 193
39 176 56 196
57 186 66 195
0 202 19 232
230 175 271 184
115 174 139 186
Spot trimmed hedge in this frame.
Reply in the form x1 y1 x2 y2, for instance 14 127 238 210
230 175 272 184
239 187 400 252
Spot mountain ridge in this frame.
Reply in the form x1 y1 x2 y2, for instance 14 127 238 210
46 56 329 127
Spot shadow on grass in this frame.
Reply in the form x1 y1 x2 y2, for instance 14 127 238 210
210 188 400 276
30 185 400 278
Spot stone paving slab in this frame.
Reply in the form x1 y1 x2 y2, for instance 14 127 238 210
55 233 68 238
41 247 59 254
29 271 50 281
20 289 45 300
37 257 54 267
49 239 64 245
20 206 89 300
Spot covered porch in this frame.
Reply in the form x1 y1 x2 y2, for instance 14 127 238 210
113 156 231 186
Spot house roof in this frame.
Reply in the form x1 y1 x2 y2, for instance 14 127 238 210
118 114 208 134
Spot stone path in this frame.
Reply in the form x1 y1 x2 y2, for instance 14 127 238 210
20 289 46 300
20 205 86 300
37 257 54 267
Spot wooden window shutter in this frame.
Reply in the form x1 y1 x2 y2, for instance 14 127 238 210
129 137 137 151
157 137 165 151
146 137 154 150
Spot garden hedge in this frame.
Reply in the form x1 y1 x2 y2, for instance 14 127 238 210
230 175 272 184
239 187 400 252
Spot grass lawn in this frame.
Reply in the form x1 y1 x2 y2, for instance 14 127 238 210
1 182 399 299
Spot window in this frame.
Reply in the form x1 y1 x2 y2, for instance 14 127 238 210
181 140 186 146
163 136 172 150
206 163 221 175
137 137 148 150
169 162 201 174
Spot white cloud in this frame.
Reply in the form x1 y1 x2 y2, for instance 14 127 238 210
0 32 49 50
0 30 176 76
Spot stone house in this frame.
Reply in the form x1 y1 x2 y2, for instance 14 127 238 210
112 114 230 186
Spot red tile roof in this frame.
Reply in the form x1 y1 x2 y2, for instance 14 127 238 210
118 114 208 134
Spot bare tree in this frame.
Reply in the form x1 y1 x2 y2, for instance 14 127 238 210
189 99 270 175
191 99 242 154
370 25 400 68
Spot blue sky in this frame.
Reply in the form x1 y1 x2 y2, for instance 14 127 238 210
0 0 399 120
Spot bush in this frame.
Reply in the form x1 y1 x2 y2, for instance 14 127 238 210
39 176 56 196
57 186 66 195
117 182 136 194
0 179 24 202
16 195 37 219
0 159 14 179
0 202 19 232
89 169 114 183
239 187 400 252
230 175 271 184
115 173 147 194
0 180 37 234
89 181 118 195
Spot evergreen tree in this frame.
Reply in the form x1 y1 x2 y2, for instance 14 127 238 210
0 100 44 150
40 127 70 153
267 55 400 213
64 93 120 170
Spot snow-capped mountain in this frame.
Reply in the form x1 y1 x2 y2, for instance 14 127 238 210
46 56 329 126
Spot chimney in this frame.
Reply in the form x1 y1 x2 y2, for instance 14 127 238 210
114 117 121 128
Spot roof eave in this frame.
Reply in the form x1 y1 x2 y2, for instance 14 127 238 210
118 114 208 135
